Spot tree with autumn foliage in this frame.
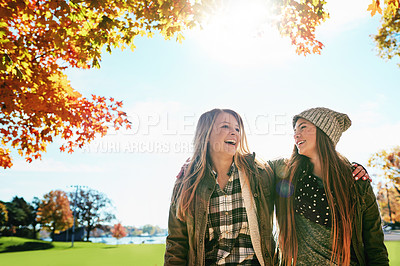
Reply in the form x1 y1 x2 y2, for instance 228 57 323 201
368 146 400 223
272 0 400 57
0 202 8 229
0 0 195 169
68 187 115 241
369 0 400 66
272 0 328 56
368 146 400 192
376 182 400 223
37 190 73 240
111 222 127 245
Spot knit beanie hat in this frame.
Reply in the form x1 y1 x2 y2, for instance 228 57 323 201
292 107 351 146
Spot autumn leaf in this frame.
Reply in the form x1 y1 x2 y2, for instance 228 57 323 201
312 45 321 54
177 33 185 44
367 0 383 16
115 116 123 126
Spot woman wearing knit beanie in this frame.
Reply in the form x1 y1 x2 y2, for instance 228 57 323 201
275 107 389 265
166 108 372 266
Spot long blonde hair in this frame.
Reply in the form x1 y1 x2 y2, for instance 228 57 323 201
276 128 355 265
175 108 254 220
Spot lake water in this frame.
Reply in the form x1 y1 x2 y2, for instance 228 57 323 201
42 235 167 245
89 235 166 245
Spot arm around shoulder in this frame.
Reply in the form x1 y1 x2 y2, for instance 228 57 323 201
267 158 287 181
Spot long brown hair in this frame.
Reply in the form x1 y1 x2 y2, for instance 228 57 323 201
276 128 355 265
175 108 255 221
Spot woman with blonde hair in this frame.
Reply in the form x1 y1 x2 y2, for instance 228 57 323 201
276 107 388 265
164 108 276 265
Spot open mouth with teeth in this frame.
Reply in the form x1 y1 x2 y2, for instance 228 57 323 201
225 140 237 146
297 140 305 146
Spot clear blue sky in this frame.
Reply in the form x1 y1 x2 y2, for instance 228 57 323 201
1 1 400 228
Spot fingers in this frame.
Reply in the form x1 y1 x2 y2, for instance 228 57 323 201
352 166 372 182
351 162 372 182
352 165 364 180
364 172 372 182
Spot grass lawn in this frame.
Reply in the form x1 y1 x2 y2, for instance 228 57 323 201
1 237 399 265
0 237 165 266
386 240 400 266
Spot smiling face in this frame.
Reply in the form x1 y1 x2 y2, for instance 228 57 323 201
208 112 240 159
294 118 318 159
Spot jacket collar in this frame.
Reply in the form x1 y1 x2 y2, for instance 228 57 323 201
207 161 237 179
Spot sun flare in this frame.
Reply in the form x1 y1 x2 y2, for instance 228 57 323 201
190 0 296 66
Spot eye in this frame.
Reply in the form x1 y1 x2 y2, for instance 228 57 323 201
221 125 229 129
301 125 306 129
235 128 240 132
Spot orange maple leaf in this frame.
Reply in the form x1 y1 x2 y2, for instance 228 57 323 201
367 0 383 16
115 116 123 125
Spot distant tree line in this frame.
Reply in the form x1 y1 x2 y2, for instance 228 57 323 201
91 224 166 238
0 187 115 241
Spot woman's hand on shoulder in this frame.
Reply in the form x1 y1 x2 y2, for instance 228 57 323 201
352 162 371 182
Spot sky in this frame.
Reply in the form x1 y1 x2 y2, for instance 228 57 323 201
1 0 400 229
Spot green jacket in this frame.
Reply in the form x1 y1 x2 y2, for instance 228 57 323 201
164 154 277 265
269 159 389 266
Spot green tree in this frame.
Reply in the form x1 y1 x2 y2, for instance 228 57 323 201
142 224 156 235
5 196 31 227
69 188 115 241
30 197 41 239
3 196 40 238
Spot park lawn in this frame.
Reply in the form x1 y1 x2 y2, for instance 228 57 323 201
1 237 400 265
0 237 165 266
386 240 400 266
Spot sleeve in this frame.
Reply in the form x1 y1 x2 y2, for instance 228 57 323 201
164 182 189 265
267 158 287 181
362 183 389 265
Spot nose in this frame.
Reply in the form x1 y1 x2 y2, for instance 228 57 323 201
293 130 299 139
230 128 239 136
